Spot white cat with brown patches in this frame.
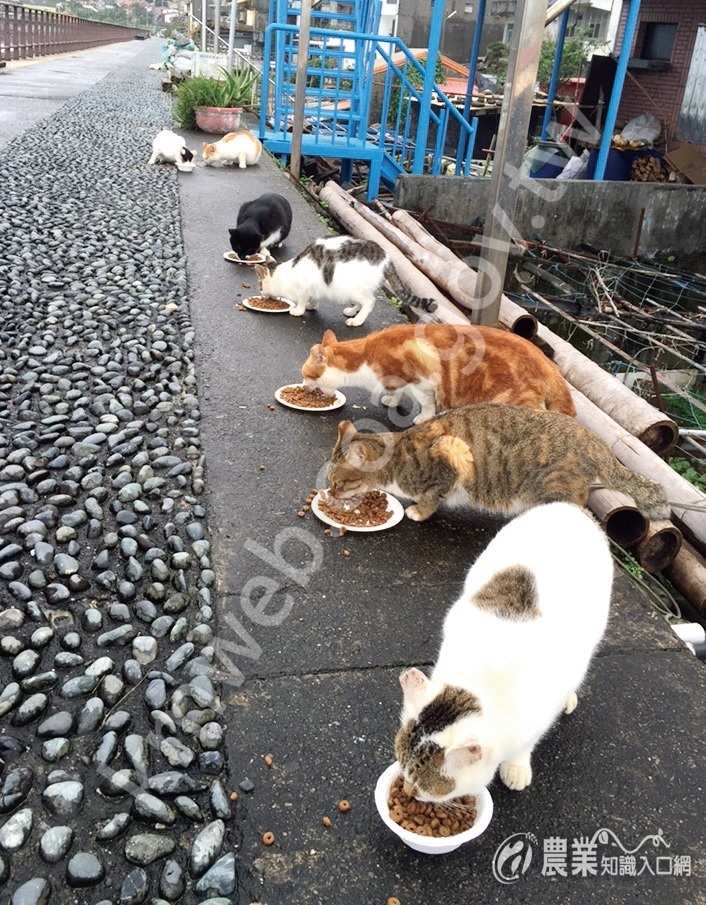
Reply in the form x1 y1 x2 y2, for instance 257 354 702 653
253 235 437 327
395 503 612 802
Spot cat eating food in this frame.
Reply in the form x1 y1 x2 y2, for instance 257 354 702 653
229 192 292 259
253 235 437 327
301 324 575 423
395 502 613 802
202 130 262 168
326 403 669 522
148 130 195 166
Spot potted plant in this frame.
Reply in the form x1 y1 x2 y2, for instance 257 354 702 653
173 65 261 133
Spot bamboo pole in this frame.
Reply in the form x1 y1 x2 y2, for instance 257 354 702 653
329 185 677 455
392 210 538 339
526 290 679 455
587 488 647 549
324 183 537 337
319 183 467 326
571 387 706 547
634 520 683 574
664 540 706 617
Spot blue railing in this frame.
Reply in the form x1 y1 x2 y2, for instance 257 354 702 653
259 23 477 199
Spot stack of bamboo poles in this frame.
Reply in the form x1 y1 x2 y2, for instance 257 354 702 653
318 181 706 616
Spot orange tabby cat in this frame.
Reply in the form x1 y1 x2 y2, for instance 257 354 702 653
202 130 262 168
302 324 575 423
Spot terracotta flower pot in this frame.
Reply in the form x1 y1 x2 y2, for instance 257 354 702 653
194 106 243 134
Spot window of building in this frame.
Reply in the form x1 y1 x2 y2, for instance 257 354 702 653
503 21 514 45
641 23 677 61
464 3 473 12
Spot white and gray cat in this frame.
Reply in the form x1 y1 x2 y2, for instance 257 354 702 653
253 235 437 327
148 130 195 166
229 192 292 259
395 502 612 801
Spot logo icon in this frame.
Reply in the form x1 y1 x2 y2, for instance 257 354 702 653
492 833 537 884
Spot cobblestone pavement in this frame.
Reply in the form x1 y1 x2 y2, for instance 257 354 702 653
0 43 234 903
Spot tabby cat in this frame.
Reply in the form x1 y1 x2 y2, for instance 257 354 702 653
202 130 262 168
253 236 437 327
326 403 669 522
302 324 575 423
395 502 612 801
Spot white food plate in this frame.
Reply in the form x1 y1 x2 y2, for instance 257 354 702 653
275 384 346 412
223 251 269 265
311 490 404 533
242 296 295 314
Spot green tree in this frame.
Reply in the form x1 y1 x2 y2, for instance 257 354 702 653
537 31 599 87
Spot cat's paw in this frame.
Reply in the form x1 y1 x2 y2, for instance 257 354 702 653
564 692 578 714
342 306 358 317
499 761 532 791
405 505 429 522
413 412 433 425
289 308 306 317
381 394 395 406
346 316 369 327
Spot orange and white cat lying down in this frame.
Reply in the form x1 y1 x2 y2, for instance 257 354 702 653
301 323 575 423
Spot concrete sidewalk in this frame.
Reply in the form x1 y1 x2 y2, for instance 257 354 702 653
178 106 706 905
1 40 704 905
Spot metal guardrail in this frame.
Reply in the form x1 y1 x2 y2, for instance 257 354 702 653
0 2 142 62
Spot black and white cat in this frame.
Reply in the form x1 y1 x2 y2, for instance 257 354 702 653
395 502 613 801
229 193 292 259
148 130 194 166
253 235 438 327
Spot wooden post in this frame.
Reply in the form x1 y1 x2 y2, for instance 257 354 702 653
290 0 312 182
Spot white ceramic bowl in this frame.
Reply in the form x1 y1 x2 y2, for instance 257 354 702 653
176 161 196 173
374 762 494 855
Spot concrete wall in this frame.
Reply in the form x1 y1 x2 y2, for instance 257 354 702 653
394 176 706 261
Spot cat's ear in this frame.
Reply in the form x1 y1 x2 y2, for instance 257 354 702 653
322 329 338 346
399 667 429 708
310 344 326 367
447 735 483 764
202 142 208 150
253 263 269 281
336 420 357 449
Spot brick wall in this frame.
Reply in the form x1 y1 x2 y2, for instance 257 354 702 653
615 0 706 155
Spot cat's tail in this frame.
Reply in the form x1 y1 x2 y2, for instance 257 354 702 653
544 373 576 416
384 263 438 313
601 457 671 520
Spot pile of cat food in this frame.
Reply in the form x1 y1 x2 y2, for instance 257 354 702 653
318 489 392 527
247 296 291 311
387 775 477 837
279 385 338 408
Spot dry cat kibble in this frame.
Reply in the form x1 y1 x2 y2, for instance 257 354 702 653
262 831 275 846
387 775 477 837
248 296 291 311
318 490 392 528
338 799 351 812
322 816 332 827
279 385 338 408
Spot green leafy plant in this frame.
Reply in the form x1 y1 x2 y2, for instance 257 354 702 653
669 456 706 492
388 53 446 127
611 544 645 581
172 65 261 129
536 31 600 87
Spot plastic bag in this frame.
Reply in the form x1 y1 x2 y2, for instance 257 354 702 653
621 113 661 145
